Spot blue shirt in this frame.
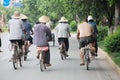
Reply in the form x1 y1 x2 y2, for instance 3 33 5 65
88 21 98 35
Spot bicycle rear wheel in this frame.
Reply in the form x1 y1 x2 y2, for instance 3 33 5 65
85 49 90 70
13 47 18 70
24 50 28 61
60 42 66 60
39 51 46 72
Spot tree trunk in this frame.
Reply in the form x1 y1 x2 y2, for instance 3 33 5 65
114 2 119 32
108 15 114 34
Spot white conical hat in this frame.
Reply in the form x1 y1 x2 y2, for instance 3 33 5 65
39 15 50 23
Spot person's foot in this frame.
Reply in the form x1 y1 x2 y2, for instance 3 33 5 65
9 58 13 62
45 64 52 67
80 63 85 66
65 54 69 57
91 52 98 56
65 52 69 57
27 49 30 53
36 55 39 59
0 50 3 52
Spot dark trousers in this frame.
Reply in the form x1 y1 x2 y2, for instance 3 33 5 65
58 38 69 52
94 38 98 53
44 48 50 64
0 38 1 47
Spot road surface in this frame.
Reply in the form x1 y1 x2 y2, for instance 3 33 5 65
0 32 120 80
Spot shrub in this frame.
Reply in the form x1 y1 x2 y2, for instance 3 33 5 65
70 20 77 31
104 28 120 52
97 26 108 42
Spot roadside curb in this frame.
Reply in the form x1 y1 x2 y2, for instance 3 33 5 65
99 48 120 74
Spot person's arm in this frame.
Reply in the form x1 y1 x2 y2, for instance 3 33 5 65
77 28 80 39
20 20 26 34
29 23 34 35
95 24 98 34
46 27 52 41
67 24 71 37
0 28 2 33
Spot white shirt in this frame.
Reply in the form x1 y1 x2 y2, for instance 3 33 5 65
8 18 25 40
55 23 70 38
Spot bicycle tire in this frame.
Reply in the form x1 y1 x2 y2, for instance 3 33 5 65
24 51 27 61
53 40 55 46
61 54 63 60
13 46 18 70
18 54 22 67
39 51 46 72
85 49 90 70
60 42 66 60
40 59 43 72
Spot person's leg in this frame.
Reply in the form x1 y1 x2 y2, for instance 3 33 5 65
0 38 2 52
64 38 69 56
44 47 51 67
64 38 69 52
80 48 85 65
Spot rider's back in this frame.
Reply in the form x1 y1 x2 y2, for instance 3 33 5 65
77 22 93 37
33 23 52 47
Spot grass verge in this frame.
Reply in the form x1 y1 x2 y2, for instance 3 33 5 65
98 41 120 67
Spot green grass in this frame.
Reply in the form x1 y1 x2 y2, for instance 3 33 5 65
98 41 120 67
1 27 8 32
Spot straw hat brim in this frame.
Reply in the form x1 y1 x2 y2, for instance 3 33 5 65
20 14 28 19
59 16 68 22
59 20 68 22
11 15 21 19
39 15 50 23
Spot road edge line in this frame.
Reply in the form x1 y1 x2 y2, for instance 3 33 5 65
99 48 120 74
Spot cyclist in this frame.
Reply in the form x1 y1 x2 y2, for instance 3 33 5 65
21 14 33 52
33 15 52 67
0 28 2 52
55 16 71 56
77 19 95 66
46 21 55 45
8 11 25 57
87 15 98 54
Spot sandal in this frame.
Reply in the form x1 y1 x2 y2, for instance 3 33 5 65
45 64 52 67
80 63 85 66
36 55 39 59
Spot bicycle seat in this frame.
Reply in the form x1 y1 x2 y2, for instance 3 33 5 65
37 46 49 51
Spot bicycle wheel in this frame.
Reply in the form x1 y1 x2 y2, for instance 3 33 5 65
60 42 66 60
18 53 23 67
39 51 46 72
61 54 64 60
24 49 28 61
85 49 90 70
13 46 18 70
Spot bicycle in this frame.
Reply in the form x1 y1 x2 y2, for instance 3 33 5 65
23 34 33 61
51 33 55 46
11 42 23 70
23 40 29 61
83 41 96 70
59 41 67 60
37 46 49 72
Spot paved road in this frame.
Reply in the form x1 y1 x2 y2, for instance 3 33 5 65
0 33 120 80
